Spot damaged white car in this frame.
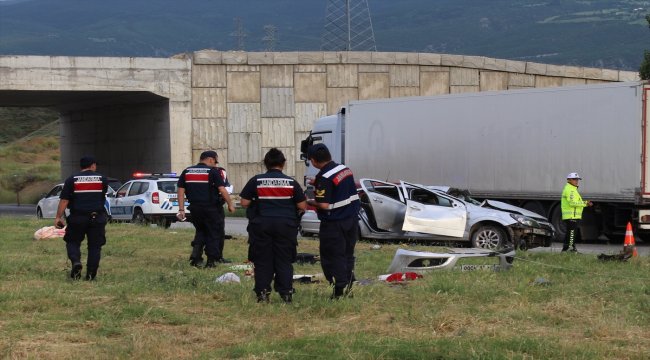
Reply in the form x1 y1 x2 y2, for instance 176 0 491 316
301 179 555 250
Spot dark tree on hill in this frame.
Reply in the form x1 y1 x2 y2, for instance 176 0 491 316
1 172 38 206
641 15 650 80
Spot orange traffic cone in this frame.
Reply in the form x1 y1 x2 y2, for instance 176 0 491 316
623 222 638 258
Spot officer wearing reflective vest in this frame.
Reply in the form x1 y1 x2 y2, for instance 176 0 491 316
55 156 109 281
177 150 235 268
306 143 360 299
561 172 593 252
240 148 307 303
187 163 235 266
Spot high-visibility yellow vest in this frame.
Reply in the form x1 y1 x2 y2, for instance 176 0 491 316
561 183 588 220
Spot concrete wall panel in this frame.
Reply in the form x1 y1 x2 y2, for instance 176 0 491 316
327 88 358 114
192 118 227 149
390 65 419 87
295 103 327 132
261 65 293 87
390 87 419 98
359 73 390 100
227 103 260 133
192 64 226 87
294 73 327 102
192 88 226 118
450 68 480 86
420 71 450 96
261 118 294 148
261 88 295 117
227 72 260 102
480 71 508 91
535 76 563 88
508 73 535 88
227 133 262 163
450 85 480 94
327 65 358 87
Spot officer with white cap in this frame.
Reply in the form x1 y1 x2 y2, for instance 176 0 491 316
560 172 593 252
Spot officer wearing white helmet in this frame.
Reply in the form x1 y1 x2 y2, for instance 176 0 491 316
560 172 593 252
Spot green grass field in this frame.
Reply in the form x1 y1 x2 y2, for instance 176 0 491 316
1 217 649 359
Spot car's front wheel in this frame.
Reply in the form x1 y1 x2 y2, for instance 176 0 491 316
132 209 147 225
36 207 43 219
471 225 506 250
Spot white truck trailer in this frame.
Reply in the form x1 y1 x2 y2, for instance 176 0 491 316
300 81 650 241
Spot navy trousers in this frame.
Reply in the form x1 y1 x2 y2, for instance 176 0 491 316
248 217 299 296
188 205 224 261
319 216 357 290
64 212 107 273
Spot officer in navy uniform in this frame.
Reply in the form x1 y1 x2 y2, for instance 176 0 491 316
240 148 307 303
189 164 235 265
177 150 235 268
55 156 109 281
306 144 360 299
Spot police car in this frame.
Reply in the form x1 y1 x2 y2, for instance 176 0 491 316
108 173 188 228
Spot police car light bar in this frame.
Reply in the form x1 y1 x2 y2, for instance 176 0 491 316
132 172 177 178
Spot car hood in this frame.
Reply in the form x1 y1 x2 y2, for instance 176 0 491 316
481 200 547 221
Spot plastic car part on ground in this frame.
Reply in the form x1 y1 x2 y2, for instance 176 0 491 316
386 247 515 274
215 272 241 283
33 226 66 240
378 272 423 282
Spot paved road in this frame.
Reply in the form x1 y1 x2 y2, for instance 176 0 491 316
4 205 646 256
0 204 36 217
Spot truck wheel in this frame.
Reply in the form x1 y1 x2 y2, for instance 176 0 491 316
550 206 566 241
522 201 545 217
132 209 147 225
471 225 505 250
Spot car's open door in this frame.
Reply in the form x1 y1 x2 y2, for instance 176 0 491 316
360 179 406 232
400 181 467 238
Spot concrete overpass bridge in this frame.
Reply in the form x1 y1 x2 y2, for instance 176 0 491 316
0 51 639 188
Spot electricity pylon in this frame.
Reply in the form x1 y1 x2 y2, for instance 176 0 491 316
321 0 377 51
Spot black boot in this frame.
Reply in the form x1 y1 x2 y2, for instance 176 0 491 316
280 293 293 304
70 262 82 280
189 258 204 267
330 286 345 300
257 290 270 303
85 269 97 281
204 258 217 268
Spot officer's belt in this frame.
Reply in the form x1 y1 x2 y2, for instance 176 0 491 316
71 210 103 216
327 194 359 210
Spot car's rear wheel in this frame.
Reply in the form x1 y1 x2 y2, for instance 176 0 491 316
157 217 171 229
36 207 43 219
471 225 506 250
132 209 147 225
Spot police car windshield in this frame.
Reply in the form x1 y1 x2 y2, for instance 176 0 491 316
157 181 177 194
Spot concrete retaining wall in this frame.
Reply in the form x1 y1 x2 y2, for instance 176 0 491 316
190 50 639 188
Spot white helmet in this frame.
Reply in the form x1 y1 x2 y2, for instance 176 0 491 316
566 172 582 180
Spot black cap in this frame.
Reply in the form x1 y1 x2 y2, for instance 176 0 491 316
307 143 329 158
200 150 218 160
80 156 96 168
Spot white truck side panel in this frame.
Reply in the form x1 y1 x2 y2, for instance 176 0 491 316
345 82 644 201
